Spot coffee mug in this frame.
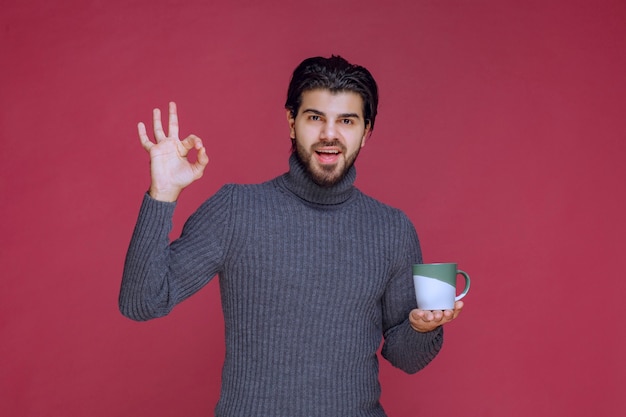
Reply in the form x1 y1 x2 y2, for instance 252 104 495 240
412 263 470 310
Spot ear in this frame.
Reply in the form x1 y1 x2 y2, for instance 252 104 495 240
286 109 296 139
360 122 372 148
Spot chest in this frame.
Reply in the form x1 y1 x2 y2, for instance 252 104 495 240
222 199 398 313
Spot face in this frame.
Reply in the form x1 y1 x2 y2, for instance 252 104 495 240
287 89 371 187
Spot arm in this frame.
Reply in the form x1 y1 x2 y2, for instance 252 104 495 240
119 102 217 321
380 214 448 374
119 187 234 321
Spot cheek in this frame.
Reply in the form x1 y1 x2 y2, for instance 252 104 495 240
294 123 318 140
348 133 367 150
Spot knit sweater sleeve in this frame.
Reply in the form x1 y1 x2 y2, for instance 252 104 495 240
119 185 235 321
380 212 444 374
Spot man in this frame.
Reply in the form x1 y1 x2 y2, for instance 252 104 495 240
120 55 463 416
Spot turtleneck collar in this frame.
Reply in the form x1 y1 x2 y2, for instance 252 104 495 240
278 153 357 206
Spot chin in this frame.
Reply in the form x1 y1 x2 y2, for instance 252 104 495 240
311 166 345 187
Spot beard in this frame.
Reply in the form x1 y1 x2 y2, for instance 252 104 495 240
291 137 361 187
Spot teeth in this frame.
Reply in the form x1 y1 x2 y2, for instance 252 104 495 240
317 150 339 154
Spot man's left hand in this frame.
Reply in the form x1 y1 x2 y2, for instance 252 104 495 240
409 300 464 333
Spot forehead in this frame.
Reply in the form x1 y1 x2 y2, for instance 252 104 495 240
298 89 364 116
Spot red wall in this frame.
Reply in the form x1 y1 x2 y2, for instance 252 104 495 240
2 1 625 416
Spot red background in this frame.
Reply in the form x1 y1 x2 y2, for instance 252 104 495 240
2 1 625 416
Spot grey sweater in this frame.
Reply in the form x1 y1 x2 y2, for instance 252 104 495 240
120 154 443 417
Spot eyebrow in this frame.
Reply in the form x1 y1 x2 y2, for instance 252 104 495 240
302 108 362 119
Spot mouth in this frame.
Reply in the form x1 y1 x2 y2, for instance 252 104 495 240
315 148 342 164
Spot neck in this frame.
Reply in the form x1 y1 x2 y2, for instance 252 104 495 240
280 153 357 205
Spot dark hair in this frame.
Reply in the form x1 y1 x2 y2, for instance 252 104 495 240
285 55 379 130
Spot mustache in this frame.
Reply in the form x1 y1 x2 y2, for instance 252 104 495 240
312 140 345 151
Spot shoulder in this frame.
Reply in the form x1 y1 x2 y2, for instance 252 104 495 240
224 179 284 202
186 181 278 230
355 190 414 227
352 190 419 252
354 190 422 264
203 179 277 202
195 180 285 216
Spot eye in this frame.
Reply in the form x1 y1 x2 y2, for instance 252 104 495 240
309 115 321 121
340 118 354 125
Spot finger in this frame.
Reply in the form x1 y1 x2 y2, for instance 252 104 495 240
439 302 464 323
184 136 209 178
153 108 167 142
409 310 431 332
180 134 201 151
411 309 426 321
138 122 153 151
196 145 210 168
168 101 179 139
191 146 209 179
432 310 444 322
452 300 464 320
422 311 434 321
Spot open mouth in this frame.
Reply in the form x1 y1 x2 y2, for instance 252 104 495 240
315 148 341 164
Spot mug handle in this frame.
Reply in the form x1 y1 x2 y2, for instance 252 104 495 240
455 270 471 301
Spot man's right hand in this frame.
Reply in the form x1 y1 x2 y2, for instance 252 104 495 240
138 102 209 202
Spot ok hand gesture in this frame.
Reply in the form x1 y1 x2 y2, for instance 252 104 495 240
139 102 209 202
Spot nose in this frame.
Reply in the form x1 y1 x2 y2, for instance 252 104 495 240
320 120 337 141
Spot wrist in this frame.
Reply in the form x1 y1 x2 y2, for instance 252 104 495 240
148 185 182 202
